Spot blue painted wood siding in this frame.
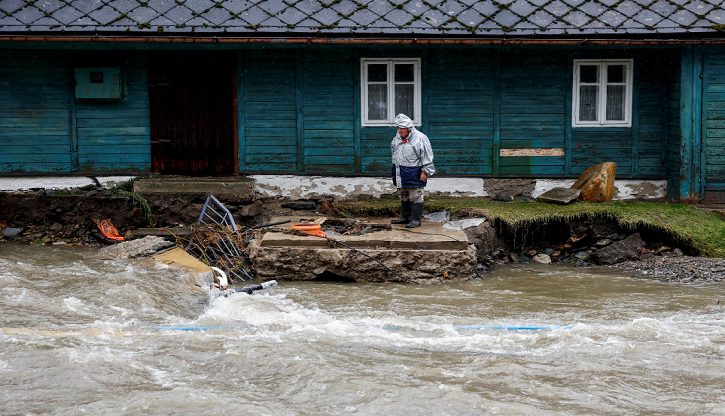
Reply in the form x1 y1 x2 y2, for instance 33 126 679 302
240 48 669 178
76 54 151 172
0 51 73 172
0 51 151 173
702 51 725 200
666 66 681 197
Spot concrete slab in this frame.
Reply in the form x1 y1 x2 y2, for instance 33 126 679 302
129 227 191 241
153 247 212 275
537 187 580 204
260 216 469 250
134 177 254 197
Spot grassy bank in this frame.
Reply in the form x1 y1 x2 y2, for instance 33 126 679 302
334 195 725 258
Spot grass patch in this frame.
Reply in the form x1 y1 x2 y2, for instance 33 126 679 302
335 195 725 257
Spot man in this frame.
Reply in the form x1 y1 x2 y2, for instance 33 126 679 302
390 113 435 228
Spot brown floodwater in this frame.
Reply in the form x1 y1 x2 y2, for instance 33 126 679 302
1 244 724 415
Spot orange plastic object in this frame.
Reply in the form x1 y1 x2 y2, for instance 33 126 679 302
291 223 326 237
92 218 125 241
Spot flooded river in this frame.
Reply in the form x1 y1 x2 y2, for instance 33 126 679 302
1 244 724 415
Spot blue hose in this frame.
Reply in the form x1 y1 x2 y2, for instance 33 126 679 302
149 323 572 332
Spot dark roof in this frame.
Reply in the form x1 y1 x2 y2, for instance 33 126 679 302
1 0 724 37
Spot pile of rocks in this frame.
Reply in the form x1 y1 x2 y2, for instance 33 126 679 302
607 256 725 283
1 221 96 246
480 232 687 269
31 183 116 198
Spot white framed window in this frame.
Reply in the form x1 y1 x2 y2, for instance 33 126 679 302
572 59 633 128
361 58 421 127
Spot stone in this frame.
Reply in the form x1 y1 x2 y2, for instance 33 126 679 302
3 227 23 237
45 189 55 196
282 200 317 210
574 251 589 259
617 233 627 240
607 233 619 240
655 245 671 254
100 236 174 259
80 184 96 191
101 190 113 197
536 187 581 205
543 247 555 255
239 200 264 217
533 253 551 264
49 223 63 232
72 228 87 237
52 241 67 246
674 248 684 256
509 252 519 263
594 238 613 247
85 190 99 197
570 162 617 203
590 232 645 265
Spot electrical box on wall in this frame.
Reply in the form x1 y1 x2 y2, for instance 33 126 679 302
74 68 122 100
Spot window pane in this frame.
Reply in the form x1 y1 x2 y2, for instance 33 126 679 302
606 85 625 121
579 85 598 121
394 64 414 82
394 84 414 117
580 65 598 83
368 84 388 120
607 65 625 83
367 64 387 82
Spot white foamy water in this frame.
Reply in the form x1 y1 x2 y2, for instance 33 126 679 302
0 244 723 415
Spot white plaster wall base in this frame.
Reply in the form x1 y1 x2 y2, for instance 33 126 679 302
0 176 135 192
532 179 666 200
251 175 486 199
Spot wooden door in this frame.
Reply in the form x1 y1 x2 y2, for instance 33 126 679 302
149 51 235 175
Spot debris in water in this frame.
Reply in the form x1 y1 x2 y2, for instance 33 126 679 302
93 218 125 241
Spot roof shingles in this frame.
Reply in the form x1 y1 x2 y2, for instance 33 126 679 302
0 0 724 35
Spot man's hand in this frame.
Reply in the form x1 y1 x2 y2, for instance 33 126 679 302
420 171 428 181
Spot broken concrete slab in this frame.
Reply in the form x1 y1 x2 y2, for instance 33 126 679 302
133 177 254 198
153 247 212 275
537 187 581 205
129 227 191 241
248 240 477 284
100 236 174 259
250 216 476 283
260 216 469 250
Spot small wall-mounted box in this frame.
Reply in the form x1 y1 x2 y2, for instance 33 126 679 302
74 68 122 100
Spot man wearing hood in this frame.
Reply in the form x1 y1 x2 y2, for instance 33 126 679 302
390 113 435 228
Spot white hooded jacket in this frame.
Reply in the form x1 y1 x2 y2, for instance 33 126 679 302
390 114 435 189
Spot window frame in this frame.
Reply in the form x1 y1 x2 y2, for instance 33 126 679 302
572 59 633 128
360 58 422 127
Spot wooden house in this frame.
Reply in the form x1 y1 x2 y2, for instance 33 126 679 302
0 0 723 202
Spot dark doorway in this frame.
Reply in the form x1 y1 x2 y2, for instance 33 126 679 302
149 51 236 175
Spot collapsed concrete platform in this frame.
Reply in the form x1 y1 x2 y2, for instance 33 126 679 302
248 216 477 284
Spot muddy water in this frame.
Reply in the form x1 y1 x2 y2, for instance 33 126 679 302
1 245 723 415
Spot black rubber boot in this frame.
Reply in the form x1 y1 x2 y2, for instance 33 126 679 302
391 201 412 224
406 203 424 228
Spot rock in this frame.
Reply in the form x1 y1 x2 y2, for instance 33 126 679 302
239 200 264 217
574 251 589 259
595 238 613 247
100 236 174 259
590 233 645 265
44 189 55 196
552 250 561 257
655 246 671 254
129 228 190 241
570 162 617 203
463 222 507 264
537 187 581 205
674 248 684 256
606 233 619 240
49 223 63 232
617 234 627 240
72 228 86 238
282 200 316 210
519 255 533 264
320 201 331 213
101 190 113 197
527 250 537 257
80 184 96 191
3 227 23 237
85 190 99 197
543 247 555 255
509 252 519 263
52 241 67 246
533 254 551 264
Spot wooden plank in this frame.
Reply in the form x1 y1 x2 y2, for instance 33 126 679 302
353 48 362 173
632 63 640 175
244 136 296 146
78 144 151 154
